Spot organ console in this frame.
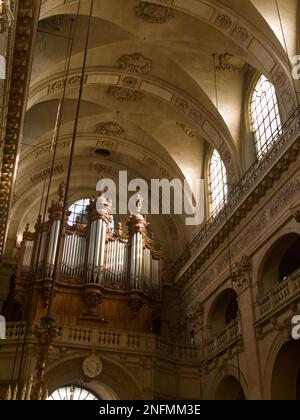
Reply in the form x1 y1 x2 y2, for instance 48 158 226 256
13 186 164 332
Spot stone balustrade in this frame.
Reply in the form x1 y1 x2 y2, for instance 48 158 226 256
4 322 200 363
205 318 242 359
256 268 300 321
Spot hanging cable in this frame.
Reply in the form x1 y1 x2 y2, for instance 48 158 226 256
212 54 242 389
47 0 94 319
12 6 81 388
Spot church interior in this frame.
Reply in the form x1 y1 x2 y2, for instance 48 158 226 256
0 0 300 400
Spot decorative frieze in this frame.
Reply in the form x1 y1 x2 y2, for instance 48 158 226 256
107 86 143 102
31 164 64 184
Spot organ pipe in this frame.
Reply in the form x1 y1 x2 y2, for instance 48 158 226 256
17 192 163 298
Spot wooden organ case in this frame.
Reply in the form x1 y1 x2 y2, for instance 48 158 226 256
13 189 164 332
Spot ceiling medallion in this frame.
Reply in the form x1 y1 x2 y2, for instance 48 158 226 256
107 86 143 102
135 1 174 24
118 53 152 74
95 121 125 137
83 354 103 379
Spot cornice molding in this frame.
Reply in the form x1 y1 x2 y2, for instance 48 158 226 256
175 108 300 289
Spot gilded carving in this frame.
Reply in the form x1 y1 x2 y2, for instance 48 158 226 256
107 86 143 102
0 0 13 34
135 1 174 24
118 53 152 74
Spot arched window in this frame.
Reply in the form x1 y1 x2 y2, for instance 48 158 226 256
48 386 99 400
250 75 282 160
68 198 90 225
208 149 228 216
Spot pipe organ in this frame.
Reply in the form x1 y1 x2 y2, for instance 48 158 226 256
13 187 164 332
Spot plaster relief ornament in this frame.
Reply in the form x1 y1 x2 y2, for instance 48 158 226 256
118 53 152 74
135 1 174 24
95 122 125 137
83 353 103 379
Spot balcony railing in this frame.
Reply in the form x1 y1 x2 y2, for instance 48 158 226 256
174 106 300 277
205 318 242 359
4 322 200 363
256 268 300 321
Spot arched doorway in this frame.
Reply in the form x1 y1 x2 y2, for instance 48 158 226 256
260 233 300 293
271 340 300 400
215 376 245 400
210 289 239 335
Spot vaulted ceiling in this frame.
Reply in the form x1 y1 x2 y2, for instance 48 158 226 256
8 0 299 266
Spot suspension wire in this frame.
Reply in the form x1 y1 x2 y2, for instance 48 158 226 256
212 54 242 388
12 6 80 389
275 0 300 98
47 0 94 319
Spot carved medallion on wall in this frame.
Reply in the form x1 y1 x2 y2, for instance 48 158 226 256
95 122 125 137
215 14 232 31
135 1 174 24
83 353 103 378
107 86 143 102
118 53 152 74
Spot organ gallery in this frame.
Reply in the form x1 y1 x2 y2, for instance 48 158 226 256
0 0 300 401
